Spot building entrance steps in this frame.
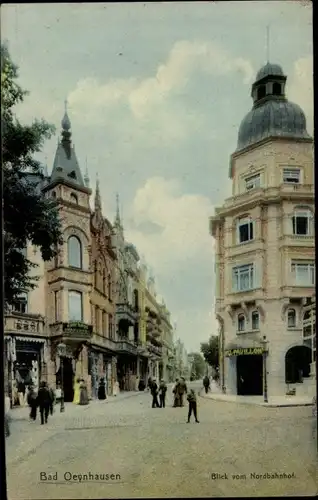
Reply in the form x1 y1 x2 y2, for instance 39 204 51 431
200 381 314 407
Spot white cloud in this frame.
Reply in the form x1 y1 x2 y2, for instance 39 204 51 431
125 176 215 275
287 56 313 134
67 40 253 137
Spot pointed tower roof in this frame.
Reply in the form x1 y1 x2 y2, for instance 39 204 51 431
49 101 85 189
95 175 102 212
114 193 123 229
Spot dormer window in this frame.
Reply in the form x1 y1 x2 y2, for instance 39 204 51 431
68 170 77 179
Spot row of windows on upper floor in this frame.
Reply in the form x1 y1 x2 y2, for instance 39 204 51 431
231 260 315 293
241 167 309 194
236 308 317 337
234 208 314 245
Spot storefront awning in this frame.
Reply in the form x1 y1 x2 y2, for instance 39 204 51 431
15 336 46 343
225 347 266 357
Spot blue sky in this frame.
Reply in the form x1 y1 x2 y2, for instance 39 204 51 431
2 2 313 352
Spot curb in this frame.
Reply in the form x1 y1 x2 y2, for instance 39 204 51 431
199 394 314 408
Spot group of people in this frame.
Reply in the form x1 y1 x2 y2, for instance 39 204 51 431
27 381 55 425
73 378 89 405
148 377 199 423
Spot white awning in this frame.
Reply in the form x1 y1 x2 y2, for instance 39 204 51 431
15 336 46 344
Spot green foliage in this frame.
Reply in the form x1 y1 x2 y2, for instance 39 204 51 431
2 43 63 305
188 352 206 380
200 335 219 369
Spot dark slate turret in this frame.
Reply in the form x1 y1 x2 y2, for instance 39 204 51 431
50 101 85 187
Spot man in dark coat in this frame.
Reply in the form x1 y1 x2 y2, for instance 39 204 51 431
203 375 210 394
178 377 187 407
48 386 55 415
159 380 167 408
173 379 181 407
36 381 51 425
151 379 160 408
187 389 199 423
27 385 38 421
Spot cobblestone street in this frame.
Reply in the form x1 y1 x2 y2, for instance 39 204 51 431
6 383 317 499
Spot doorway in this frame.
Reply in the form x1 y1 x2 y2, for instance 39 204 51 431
285 345 311 383
237 355 263 395
56 358 74 402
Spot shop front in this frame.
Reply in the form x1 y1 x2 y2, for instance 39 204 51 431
225 346 267 396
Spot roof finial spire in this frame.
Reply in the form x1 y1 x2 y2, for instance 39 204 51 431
61 98 71 131
84 157 90 187
115 192 122 227
95 173 101 212
266 25 270 63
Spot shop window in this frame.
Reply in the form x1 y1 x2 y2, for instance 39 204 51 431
287 309 296 328
237 314 246 332
251 311 260 330
68 236 82 269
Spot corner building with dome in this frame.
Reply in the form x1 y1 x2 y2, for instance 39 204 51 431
210 62 315 398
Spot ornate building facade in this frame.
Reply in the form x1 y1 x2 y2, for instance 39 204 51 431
210 62 315 397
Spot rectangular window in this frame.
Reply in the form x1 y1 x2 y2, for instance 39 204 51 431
108 314 113 339
54 291 59 322
102 311 107 336
68 291 83 321
237 218 254 243
13 293 28 314
95 306 100 333
283 168 300 184
292 211 310 236
245 174 261 191
232 264 254 292
291 261 315 286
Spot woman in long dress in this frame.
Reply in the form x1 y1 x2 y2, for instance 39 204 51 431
73 378 81 404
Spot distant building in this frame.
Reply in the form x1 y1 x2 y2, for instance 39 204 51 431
210 62 315 397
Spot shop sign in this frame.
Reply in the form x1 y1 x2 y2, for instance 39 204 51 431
63 322 93 337
225 347 266 357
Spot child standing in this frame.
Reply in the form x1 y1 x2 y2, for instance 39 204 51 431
186 389 200 423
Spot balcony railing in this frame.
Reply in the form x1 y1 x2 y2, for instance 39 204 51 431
4 312 45 336
50 321 93 341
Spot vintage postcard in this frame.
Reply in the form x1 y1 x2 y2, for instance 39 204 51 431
2 1 316 499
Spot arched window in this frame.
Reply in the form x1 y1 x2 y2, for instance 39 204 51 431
251 311 260 330
236 216 254 244
52 191 57 198
68 236 82 269
292 209 313 236
287 309 296 328
70 193 78 204
237 314 245 332
68 291 83 321
257 85 266 100
272 82 281 96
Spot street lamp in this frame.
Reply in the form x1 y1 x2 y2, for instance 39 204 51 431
57 342 66 412
261 335 269 403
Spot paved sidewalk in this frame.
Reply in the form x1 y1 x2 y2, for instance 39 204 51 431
200 382 314 407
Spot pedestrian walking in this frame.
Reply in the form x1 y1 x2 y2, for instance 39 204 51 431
186 389 200 423
48 386 55 415
17 380 26 407
147 377 153 392
173 379 181 407
159 380 167 408
73 378 81 404
79 378 89 405
203 374 210 394
27 385 38 421
151 379 160 408
36 381 51 425
5 393 11 437
98 377 107 400
178 377 187 407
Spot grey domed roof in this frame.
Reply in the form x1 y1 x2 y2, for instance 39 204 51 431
237 100 310 151
61 111 71 131
256 62 284 81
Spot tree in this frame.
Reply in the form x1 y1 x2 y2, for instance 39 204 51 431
188 352 206 380
200 335 219 369
2 43 63 305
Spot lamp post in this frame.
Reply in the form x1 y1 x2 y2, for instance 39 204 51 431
57 342 66 412
261 335 269 403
